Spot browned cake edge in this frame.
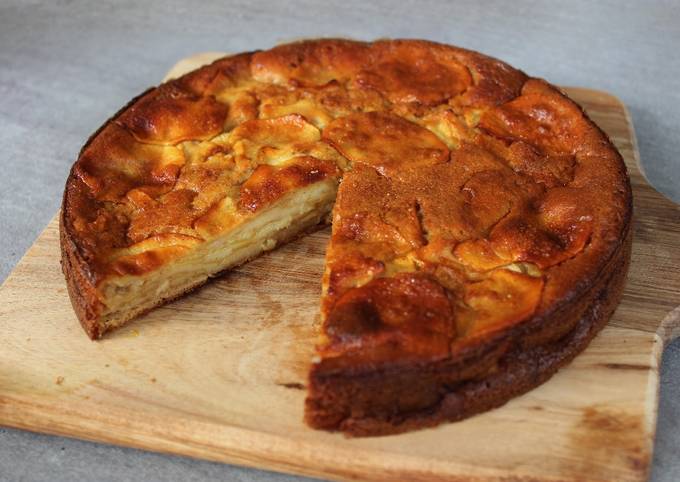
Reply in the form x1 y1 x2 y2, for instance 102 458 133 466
60 215 104 339
60 89 155 339
306 219 632 436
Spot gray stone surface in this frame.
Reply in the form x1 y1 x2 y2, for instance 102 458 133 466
0 0 678 480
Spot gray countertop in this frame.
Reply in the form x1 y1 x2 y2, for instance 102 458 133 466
1 1 678 480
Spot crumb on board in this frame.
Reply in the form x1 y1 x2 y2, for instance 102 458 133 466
55 376 64 385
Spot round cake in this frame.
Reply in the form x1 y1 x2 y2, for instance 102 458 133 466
60 39 632 436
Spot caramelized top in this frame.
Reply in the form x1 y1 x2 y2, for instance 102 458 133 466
62 39 631 359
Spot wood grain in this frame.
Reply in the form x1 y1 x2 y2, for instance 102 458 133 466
1 53 679 482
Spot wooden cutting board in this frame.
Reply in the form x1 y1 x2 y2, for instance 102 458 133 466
1 53 679 482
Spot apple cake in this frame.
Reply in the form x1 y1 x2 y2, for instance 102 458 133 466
60 39 632 436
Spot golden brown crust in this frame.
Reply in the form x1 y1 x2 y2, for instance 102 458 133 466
60 39 632 436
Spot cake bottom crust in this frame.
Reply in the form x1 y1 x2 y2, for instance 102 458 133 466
306 228 632 437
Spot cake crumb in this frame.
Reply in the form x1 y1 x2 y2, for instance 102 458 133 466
277 382 305 390
55 376 65 385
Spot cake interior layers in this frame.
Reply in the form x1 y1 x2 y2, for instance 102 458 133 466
98 180 337 332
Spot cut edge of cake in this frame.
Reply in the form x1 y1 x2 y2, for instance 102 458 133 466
61 179 337 339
